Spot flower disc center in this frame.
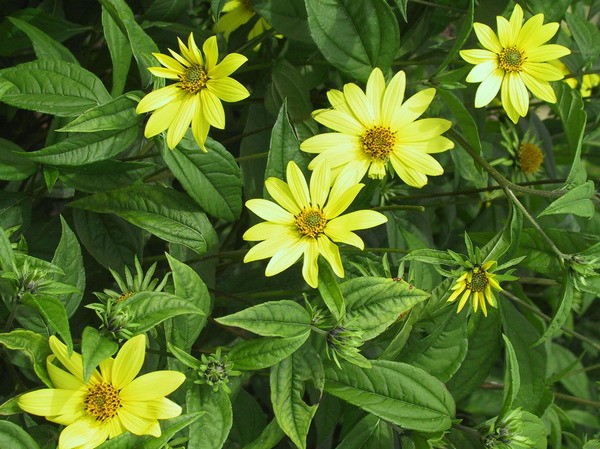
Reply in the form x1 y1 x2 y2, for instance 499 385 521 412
180 65 209 94
467 269 488 293
499 47 524 72
361 126 396 161
518 142 543 174
84 382 121 421
296 208 327 238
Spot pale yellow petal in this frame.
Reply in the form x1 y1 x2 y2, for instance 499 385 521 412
206 77 249 102
390 157 429 188
309 159 331 208
381 70 406 126
49 336 84 380
323 183 363 219
191 102 210 152
112 334 146 390
368 160 387 179
366 68 385 122
324 226 364 249
397 118 451 143
265 178 301 214
243 222 292 242
166 94 196 149
209 53 248 78
47 358 84 390
59 418 108 449
474 69 504 107
343 83 374 127
246 198 295 224
177 37 196 66
520 72 556 103
396 147 444 175
501 75 520 123
187 33 204 66
18 388 85 417
120 371 186 402
507 73 529 117
200 89 225 129
496 16 513 48
526 44 571 63
168 48 191 67
203 36 219 71
302 240 319 288
521 62 564 81
122 397 182 420
473 22 502 53
306 142 362 170
152 52 186 73
119 408 161 437
244 232 298 262
327 210 387 232
136 84 183 114
313 109 364 135
147 67 180 80
300 132 355 154
316 235 344 278
520 21 559 52
460 49 497 65
466 60 498 83
108 415 126 438
144 98 184 138
396 136 454 154
508 4 524 43
391 88 435 130
286 161 311 209
327 89 352 115
265 239 306 277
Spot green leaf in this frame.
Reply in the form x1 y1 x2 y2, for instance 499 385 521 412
0 223 15 272
431 0 474 77
566 12 600 64
242 419 285 449
336 414 393 449
43 166 59 192
324 359 455 432
500 300 546 413
0 421 41 449
20 126 139 166
264 101 311 189
0 330 52 387
216 300 312 338
531 274 573 347
525 0 569 22
483 202 523 262
115 291 206 334
21 293 72 353
0 396 22 416
305 0 400 82
318 259 346 323
401 249 458 266
438 89 482 155
59 160 153 194
0 191 32 231
8 17 78 64
144 0 189 21
0 59 111 116
57 92 143 133
187 386 232 449
270 349 321 449
167 342 202 370
229 332 311 371
254 0 311 43
497 334 520 424
81 327 118 383
538 181 595 218
399 310 468 382
102 7 132 97
0 138 37 181
211 0 230 20
392 0 408 22
51 216 85 318
161 135 242 221
165 253 211 350
343 277 429 340
70 185 218 255
73 209 143 273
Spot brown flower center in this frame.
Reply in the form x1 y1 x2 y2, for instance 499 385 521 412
296 208 327 238
466 269 488 293
117 292 134 302
84 382 121 421
179 65 209 94
242 0 253 7
361 125 396 161
498 47 524 72
518 142 543 174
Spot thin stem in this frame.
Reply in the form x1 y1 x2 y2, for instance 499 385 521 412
564 363 600 378
235 152 269 162
552 392 600 408
341 247 410 254
409 0 465 12
372 205 425 212
502 290 600 352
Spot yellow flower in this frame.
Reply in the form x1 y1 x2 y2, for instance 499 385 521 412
300 68 454 188
243 160 388 288
18 335 185 449
518 142 543 174
460 4 570 123
136 33 250 151
552 60 600 98
214 0 272 45
447 261 502 317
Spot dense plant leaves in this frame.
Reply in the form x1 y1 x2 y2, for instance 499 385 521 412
336 414 393 449
538 181 595 218
58 160 153 193
318 259 346 322
8 17 78 64
531 274 573 346
496 334 520 424
81 326 118 383
242 419 286 449
526 0 570 21
161 135 242 221
165 253 211 350
229 332 311 371
114 291 205 334
101 8 132 97
0 59 111 116
305 0 400 82
0 421 41 449
70 185 218 255
210 0 229 20
342 277 429 340
565 12 600 64
0 223 15 271
431 0 474 77
324 360 455 432
73 209 143 273
21 293 72 352
217 300 311 337
187 386 232 449
254 0 311 43
0 138 37 181
0 330 52 387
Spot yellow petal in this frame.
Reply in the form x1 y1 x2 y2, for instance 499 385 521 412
49 336 84 381
521 73 556 103
108 415 126 438
118 408 161 437
522 62 564 81
466 60 498 83
18 388 85 417
389 157 428 188
397 118 452 143
343 82 374 127
526 44 571 63
381 70 406 127
327 89 352 115
47 358 84 390
143 98 184 138
136 85 182 114
214 4 253 39
120 371 186 402
500 76 520 123
112 334 146 390
152 52 186 73
313 109 364 135
508 4 524 44
200 89 226 129
396 147 444 175
191 104 210 152
496 16 513 48
460 49 497 65
480 294 488 316
209 53 248 78
474 69 504 107
396 136 454 154
265 239 306 277
203 36 219 72
166 95 196 149
327 210 387 232
391 88 435 130
473 22 502 53
300 132 356 154
366 68 385 121
177 37 196 66
59 418 108 449
286 161 311 209
323 183 363 219
324 226 364 249
244 232 298 262
168 48 191 67
368 160 387 179
187 33 204 66
456 289 471 313
306 143 362 171
265 177 301 214
122 397 182 420
206 77 249 102
147 67 180 80
246 198 295 224
243 222 292 242
521 22 559 52
447 283 467 303
516 14 544 49
302 240 319 288
316 235 344 278
309 159 332 208
507 73 529 117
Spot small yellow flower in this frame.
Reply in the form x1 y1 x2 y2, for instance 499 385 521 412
18 335 185 449
447 261 502 317
214 0 272 45
136 33 250 151
460 4 571 123
243 160 388 288
300 68 454 187
518 142 544 174
552 60 600 98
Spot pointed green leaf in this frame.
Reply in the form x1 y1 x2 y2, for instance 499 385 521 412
229 333 311 371
81 327 118 383
0 138 37 181
187 386 232 449
538 181 595 218
21 293 72 353
532 274 574 347
0 330 52 387
0 421 41 449
8 17 78 64
496 334 520 425
59 160 153 194
318 259 346 322
336 414 393 449
101 7 132 97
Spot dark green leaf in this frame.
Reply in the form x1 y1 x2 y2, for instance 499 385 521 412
144 0 189 21
431 0 474 76
229 333 311 371
496 334 520 424
8 17 78 64
525 0 569 22
81 327 118 383
392 0 408 22
102 8 132 97
211 0 230 20
336 414 393 449
538 181 595 218
187 386 232 449
0 330 52 387
254 0 311 43
0 421 41 449
566 12 600 63
0 138 37 181
318 259 346 322
59 160 153 193
242 419 285 449
532 274 573 346
0 223 15 271
0 396 22 416
21 293 72 353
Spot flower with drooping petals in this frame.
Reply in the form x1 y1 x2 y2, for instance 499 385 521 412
18 334 185 449
447 261 503 317
136 33 249 151
460 4 570 123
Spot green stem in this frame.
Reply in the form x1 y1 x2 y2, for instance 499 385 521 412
341 247 409 254
409 0 465 12
373 205 425 212
564 363 600 378
235 152 269 162
552 392 600 408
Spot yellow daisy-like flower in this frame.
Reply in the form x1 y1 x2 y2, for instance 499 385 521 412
552 60 600 98
18 335 185 449
447 261 503 317
243 160 388 288
136 33 250 151
460 4 571 123
214 0 272 43
300 68 454 188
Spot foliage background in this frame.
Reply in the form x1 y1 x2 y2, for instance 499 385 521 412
0 0 599 448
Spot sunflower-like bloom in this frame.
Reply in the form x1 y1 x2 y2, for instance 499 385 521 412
214 0 272 44
243 160 388 288
447 261 503 317
460 4 571 123
18 335 185 449
136 33 250 151
300 68 454 188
